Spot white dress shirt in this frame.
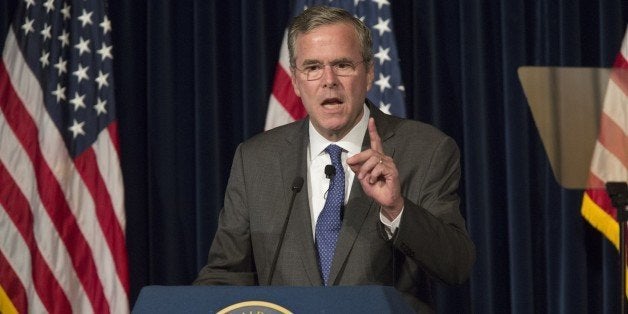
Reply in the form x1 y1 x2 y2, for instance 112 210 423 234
307 104 401 239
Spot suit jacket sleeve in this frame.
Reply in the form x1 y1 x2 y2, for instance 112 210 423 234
193 143 258 286
392 135 475 285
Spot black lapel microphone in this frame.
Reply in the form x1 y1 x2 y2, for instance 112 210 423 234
323 165 336 200
267 176 304 285
324 164 336 179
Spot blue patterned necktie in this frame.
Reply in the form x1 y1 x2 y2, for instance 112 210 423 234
315 144 345 286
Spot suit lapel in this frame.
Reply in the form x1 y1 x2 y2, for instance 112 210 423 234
328 102 396 285
280 119 322 285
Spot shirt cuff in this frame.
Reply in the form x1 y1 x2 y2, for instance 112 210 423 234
379 207 404 239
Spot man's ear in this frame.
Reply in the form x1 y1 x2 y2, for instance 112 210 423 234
290 69 301 97
366 62 375 92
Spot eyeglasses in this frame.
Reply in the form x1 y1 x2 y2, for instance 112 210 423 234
294 60 366 81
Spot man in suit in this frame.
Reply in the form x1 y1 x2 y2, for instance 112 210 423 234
194 5 475 312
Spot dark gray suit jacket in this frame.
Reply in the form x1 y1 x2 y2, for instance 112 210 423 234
194 101 475 312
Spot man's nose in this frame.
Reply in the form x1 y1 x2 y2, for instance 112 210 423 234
321 65 338 88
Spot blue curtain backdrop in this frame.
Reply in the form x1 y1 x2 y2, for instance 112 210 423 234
2 0 628 313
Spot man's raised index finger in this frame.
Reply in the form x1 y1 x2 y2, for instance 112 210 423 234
368 117 383 153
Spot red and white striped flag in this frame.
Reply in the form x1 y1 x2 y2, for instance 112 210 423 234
265 0 406 130
581 25 628 297
0 0 129 313
265 32 307 130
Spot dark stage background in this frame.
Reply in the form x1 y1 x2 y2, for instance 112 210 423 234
2 1 628 313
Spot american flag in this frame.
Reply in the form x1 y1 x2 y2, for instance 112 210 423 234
265 0 406 130
0 0 128 313
580 24 628 298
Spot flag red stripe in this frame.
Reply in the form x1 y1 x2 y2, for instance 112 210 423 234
108 122 120 154
613 52 628 68
0 62 109 313
272 64 307 120
0 249 28 313
597 112 628 169
0 163 71 313
74 147 129 292
586 173 616 217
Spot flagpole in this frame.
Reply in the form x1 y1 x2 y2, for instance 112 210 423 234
606 182 628 313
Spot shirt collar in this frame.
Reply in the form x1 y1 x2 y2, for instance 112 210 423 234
308 103 370 160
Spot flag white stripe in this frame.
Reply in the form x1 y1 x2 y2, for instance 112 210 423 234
0 204 47 314
93 129 128 314
264 95 296 130
94 129 126 229
589 141 628 181
86 131 129 312
3 29 124 311
602 79 628 135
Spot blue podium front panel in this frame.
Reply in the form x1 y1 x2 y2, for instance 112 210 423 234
132 285 415 313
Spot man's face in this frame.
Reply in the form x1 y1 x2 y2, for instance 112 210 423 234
291 22 374 141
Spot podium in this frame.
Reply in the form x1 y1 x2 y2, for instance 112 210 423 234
132 285 415 313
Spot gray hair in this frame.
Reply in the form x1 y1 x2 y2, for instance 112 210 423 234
287 6 373 69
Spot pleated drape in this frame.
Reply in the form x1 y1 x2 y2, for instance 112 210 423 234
1 0 627 312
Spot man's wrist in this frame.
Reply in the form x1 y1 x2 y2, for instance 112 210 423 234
381 198 404 220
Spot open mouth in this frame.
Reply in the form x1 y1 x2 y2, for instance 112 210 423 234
321 98 343 106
